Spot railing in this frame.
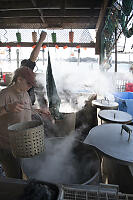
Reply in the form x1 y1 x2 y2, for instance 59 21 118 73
115 80 129 92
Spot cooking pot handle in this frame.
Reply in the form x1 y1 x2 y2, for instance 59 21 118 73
101 98 109 104
121 124 132 142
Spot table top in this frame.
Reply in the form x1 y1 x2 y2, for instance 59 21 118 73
98 109 133 124
92 99 118 110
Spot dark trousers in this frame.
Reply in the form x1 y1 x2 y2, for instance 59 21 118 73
0 148 22 179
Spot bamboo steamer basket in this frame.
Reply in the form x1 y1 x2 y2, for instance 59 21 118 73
8 120 45 158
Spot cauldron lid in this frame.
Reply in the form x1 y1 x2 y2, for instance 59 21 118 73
98 109 132 123
84 123 133 164
92 99 118 109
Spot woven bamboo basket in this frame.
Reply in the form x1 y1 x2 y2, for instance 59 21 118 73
8 120 45 158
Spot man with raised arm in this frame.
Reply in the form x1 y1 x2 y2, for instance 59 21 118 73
21 31 47 105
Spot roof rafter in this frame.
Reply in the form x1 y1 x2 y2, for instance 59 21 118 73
31 0 45 23
95 0 110 55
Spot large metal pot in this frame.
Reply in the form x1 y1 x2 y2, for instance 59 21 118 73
21 137 100 185
92 99 118 110
84 123 133 194
55 112 76 137
84 123 133 163
98 109 133 124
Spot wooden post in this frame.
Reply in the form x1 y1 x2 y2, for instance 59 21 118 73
115 27 117 72
16 49 19 68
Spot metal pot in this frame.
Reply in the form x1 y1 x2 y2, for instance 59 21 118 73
21 137 100 185
92 99 118 110
55 112 76 136
98 109 133 124
84 123 133 194
84 123 133 164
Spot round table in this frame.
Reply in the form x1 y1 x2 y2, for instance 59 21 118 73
92 99 118 110
98 109 133 124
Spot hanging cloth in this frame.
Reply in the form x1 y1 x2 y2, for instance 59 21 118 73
46 51 62 119
7 46 11 63
69 30 74 43
16 32 21 43
51 32 56 43
32 31 37 43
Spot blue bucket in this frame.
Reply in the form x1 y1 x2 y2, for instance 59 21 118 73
114 92 133 117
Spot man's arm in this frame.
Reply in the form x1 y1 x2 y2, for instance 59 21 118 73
25 31 47 105
0 102 24 116
0 106 7 116
30 31 47 62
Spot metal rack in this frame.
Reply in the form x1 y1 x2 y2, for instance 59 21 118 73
59 184 133 200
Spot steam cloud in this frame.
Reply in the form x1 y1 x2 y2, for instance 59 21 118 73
22 134 99 184
36 61 133 112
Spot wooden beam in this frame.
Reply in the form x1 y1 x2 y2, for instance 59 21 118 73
95 0 110 55
0 17 98 22
0 9 100 18
0 42 95 48
95 0 109 31
0 22 95 29
95 30 101 55
0 16 97 29
31 0 45 23
0 0 102 10
115 27 117 72
0 0 61 11
65 0 102 9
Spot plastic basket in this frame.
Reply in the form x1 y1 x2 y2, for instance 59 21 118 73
114 92 133 117
8 120 45 158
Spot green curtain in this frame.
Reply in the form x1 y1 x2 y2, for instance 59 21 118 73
46 51 62 119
